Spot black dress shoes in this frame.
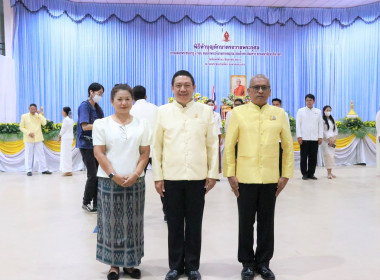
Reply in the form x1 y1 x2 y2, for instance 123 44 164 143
241 266 255 280
165 270 182 280
188 270 201 280
107 268 120 280
123 267 141 279
308 175 318 180
256 266 275 280
42 170 52 174
302 175 308 180
27 172 32 176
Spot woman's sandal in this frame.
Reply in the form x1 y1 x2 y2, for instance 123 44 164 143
123 267 141 279
107 267 120 280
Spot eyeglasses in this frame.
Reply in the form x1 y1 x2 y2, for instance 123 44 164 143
119 126 128 141
250 86 270 92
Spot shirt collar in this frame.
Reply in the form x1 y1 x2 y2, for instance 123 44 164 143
249 102 269 111
173 99 195 110
306 106 314 110
134 99 147 104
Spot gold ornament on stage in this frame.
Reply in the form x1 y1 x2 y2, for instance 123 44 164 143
346 101 358 119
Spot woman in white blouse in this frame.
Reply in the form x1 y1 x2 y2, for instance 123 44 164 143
322 106 338 179
93 84 151 280
58 107 74 176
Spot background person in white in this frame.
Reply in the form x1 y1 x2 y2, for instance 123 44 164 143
225 98 244 132
321 106 338 179
206 99 222 173
130 85 167 221
57 107 74 176
19 103 52 176
296 94 323 180
376 109 380 175
130 85 157 168
152 70 219 280
272 98 290 177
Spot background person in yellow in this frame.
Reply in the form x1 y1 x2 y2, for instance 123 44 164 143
223 74 294 280
20 104 52 176
152 70 219 280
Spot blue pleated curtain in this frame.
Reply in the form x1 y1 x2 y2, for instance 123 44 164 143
12 0 380 122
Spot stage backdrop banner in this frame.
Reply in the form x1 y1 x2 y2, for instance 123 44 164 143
11 0 380 123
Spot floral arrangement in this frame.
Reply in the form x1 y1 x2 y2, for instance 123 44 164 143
335 121 343 128
221 93 250 108
335 117 375 138
343 117 363 130
0 121 77 141
42 120 63 139
221 94 233 107
363 121 376 128
193 93 201 100
193 93 209 104
199 96 208 103
288 115 296 134
0 123 21 134
221 98 233 107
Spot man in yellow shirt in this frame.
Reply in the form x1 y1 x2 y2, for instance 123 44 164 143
20 104 52 176
152 70 219 280
224 75 294 280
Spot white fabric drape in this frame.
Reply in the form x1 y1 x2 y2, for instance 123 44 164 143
314 136 377 167
0 146 85 172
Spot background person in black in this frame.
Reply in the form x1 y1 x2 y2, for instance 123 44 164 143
271 98 290 177
76 82 105 213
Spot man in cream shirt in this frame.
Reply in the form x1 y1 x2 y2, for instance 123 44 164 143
224 75 294 280
152 70 219 280
20 104 52 176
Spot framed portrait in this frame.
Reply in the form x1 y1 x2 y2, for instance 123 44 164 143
231 75 247 100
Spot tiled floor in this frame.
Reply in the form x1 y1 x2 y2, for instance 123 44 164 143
1 165 380 280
